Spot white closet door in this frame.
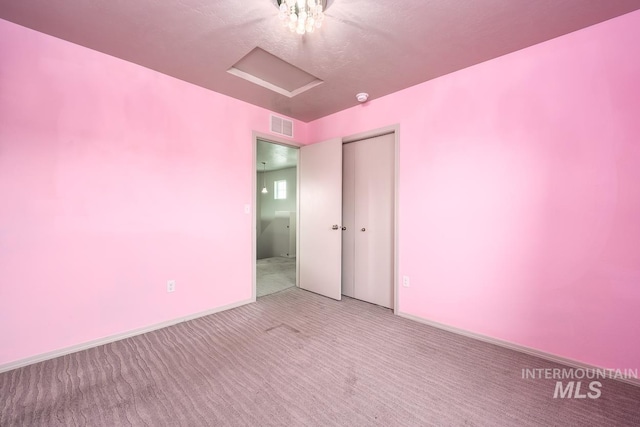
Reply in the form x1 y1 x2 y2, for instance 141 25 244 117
353 134 395 308
299 138 343 300
341 143 356 298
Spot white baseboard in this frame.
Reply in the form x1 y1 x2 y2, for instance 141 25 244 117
397 311 640 388
0 298 254 374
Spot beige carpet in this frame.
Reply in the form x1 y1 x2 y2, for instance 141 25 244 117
1 287 639 426
256 256 296 297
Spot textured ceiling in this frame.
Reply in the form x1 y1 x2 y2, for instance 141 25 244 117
1 0 639 122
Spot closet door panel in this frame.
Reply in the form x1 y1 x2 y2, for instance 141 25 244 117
354 134 395 308
341 143 356 298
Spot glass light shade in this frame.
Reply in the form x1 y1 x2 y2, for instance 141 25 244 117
277 0 326 35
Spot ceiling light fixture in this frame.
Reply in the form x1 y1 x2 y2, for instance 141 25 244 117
261 162 268 194
275 0 332 35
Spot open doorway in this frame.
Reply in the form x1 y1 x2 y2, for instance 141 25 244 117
255 139 299 297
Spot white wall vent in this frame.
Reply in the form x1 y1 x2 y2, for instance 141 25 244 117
270 115 294 138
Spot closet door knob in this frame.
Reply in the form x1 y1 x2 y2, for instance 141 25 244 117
332 224 340 230
361 228 366 232
342 226 347 230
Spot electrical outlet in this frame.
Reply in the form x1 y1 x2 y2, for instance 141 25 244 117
167 280 176 293
402 276 410 288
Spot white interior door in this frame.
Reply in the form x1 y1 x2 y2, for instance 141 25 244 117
354 133 395 308
299 138 343 300
341 142 356 298
341 134 395 308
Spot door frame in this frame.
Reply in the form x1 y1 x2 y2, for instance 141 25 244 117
251 124 399 313
342 124 400 313
252 131 302 301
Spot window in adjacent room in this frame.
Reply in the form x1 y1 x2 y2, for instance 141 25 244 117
274 179 287 200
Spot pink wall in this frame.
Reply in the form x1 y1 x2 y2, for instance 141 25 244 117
0 19 306 366
309 11 640 370
2 10 640 371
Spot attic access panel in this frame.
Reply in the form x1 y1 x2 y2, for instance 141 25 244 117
228 47 323 98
